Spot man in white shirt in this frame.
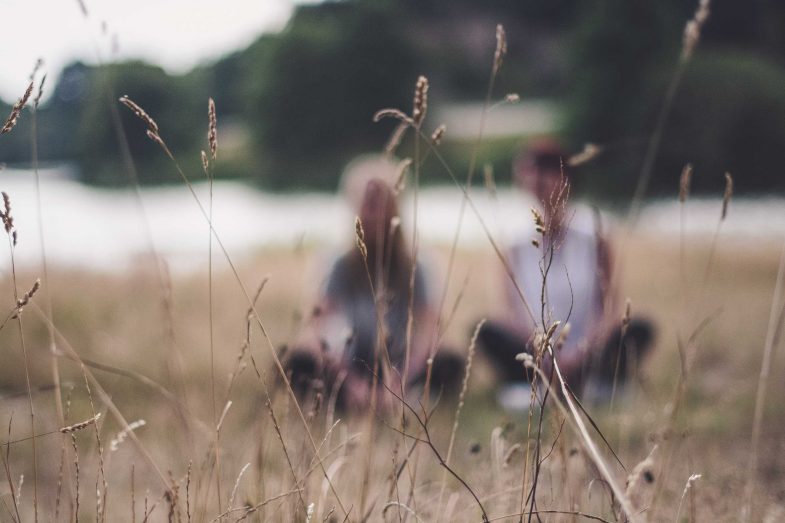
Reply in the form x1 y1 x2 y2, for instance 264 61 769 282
478 139 653 404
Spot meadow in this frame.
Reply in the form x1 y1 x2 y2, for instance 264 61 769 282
2 7 785 521
1 229 784 521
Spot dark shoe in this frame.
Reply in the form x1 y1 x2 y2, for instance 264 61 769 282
429 351 466 395
476 321 534 383
283 349 320 395
594 318 655 384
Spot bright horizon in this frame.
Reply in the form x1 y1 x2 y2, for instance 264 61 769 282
0 0 302 103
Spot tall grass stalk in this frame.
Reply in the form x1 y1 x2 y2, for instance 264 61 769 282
4 210 39 522
2 417 22 523
432 24 506 362
32 310 173 493
435 319 484 520
742 236 785 521
120 103 349 518
76 0 195 437
608 0 711 318
203 98 222 516
402 75 428 520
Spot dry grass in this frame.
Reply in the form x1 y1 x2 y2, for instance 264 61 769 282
0 235 782 521
2 7 784 521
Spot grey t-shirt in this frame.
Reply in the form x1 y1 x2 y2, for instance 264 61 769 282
325 254 428 371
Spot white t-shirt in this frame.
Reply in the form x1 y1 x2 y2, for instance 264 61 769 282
508 206 603 357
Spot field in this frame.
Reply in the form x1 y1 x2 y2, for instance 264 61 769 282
2 6 785 520
1 229 784 522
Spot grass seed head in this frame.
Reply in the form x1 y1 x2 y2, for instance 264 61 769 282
531 207 546 235
59 413 101 434
146 129 166 149
0 191 16 242
374 108 412 126
493 24 507 74
16 279 41 309
412 75 429 126
119 95 159 135
430 124 446 145
201 150 209 173
208 97 218 160
679 164 693 203
355 216 368 259
682 0 711 61
110 420 146 452
567 143 603 167
1 82 34 135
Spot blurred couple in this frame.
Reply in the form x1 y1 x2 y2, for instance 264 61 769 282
283 141 653 414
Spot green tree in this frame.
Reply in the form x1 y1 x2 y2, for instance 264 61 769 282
76 61 204 185
248 2 422 190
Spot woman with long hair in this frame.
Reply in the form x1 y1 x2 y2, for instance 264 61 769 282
285 156 450 413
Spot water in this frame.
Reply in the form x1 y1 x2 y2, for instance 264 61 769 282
0 167 782 272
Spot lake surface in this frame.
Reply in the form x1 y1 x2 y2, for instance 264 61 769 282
0 167 783 272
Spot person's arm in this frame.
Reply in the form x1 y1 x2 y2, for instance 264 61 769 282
593 224 621 348
502 245 536 338
597 232 615 314
290 256 348 358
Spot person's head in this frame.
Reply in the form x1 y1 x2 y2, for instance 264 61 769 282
340 155 400 247
513 138 569 204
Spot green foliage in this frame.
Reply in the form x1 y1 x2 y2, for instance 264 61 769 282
77 61 206 185
4 0 785 196
661 51 785 194
247 2 422 190
564 0 785 198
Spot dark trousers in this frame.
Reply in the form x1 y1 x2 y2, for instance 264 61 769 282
477 319 654 391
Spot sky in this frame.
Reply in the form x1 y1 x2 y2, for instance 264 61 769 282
0 0 298 102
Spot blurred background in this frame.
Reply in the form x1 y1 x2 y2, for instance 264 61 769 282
3 0 785 195
2 2 785 520
2 0 785 269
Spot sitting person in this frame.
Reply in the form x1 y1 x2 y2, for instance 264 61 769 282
285 156 460 413
477 139 654 407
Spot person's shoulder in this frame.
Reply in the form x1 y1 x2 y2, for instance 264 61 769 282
323 250 356 294
327 251 354 278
